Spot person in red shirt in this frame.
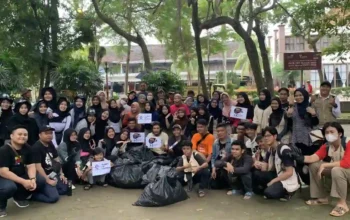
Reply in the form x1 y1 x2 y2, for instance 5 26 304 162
170 93 190 116
306 81 313 95
295 122 350 217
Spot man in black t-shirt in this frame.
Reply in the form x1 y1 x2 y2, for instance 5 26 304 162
0 125 45 217
31 126 68 203
176 140 210 198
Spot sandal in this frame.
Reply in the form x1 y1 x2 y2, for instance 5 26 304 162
198 190 206 198
226 189 242 196
243 192 253 200
84 184 93 190
330 206 349 217
305 199 329 206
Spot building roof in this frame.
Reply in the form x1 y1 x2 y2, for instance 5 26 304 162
101 41 240 64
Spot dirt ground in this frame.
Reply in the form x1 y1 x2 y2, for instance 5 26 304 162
4 186 348 220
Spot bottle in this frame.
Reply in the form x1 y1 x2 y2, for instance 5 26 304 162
67 180 73 196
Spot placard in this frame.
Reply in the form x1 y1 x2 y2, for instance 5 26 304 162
169 141 179 150
92 160 111 176
137 113 152 124
130 132 145 143
145 136 162 149
229 106 248 120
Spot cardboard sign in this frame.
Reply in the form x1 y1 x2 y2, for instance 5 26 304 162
130 132 145 143
145 136 162 149
137 113 152 124
92 160 111 176
230 106 248 120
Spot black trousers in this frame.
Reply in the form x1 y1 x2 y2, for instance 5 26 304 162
222 170 253 193
177 169 210 190
252 170 277 195
62 160 78 183
264 181 286 199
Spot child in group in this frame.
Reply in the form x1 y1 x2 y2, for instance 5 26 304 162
83 148 110 190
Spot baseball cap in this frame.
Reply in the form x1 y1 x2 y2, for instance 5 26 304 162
39 125 55 133
172 124 182 130
87 108 96 116
21 89 32 96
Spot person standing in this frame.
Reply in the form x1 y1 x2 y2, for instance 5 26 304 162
0 94 13 146
306 80 313 95
253 89 272 133
311 81 341 127
20 89 32 103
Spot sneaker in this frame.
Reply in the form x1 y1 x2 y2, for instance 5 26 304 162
280 193 294 202
13 199 29 208
0 209 7 218
72 185 76 190
243 192 254 200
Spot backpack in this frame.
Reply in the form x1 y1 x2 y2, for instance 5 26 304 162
323 137 348 162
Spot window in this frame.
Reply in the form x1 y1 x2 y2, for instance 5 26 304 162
324 65 334 83
285 37 294 51
295 37 305 51
335 64 347 87
310 70 320 88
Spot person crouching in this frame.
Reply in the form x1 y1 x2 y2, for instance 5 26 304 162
176 140 210 198
83 148 109 190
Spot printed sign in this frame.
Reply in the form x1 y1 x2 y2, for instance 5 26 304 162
145 136 162 149
130 132 145 143
92 160 111 176
230 106 248 120
137 113 152 124
284 52 322 70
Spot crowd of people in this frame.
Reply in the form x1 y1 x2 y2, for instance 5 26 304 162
0 80 349 217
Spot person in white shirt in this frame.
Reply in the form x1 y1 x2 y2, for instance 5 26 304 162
49 97 71 148
245 123 258 156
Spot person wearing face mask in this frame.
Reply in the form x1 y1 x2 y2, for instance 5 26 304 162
69 96 86 130
0 94 14 146
146 92 156 107
293 122 350 217
49 97 72 148
253 89 272 134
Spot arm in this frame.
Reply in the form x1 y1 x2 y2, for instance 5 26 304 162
165 116 172 129
122 114 129 127
206 154 212 163
35 163 49 180
57 143 69 163
332 97 341 118
234 156 253 174
277 115 289 140
322 161 341 169
304 154 321 164
272 166 294 182
253 106 258 124
51 128 58 148
211 141 218 168
0 168 27 185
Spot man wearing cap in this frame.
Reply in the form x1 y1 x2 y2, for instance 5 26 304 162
311 81 341 127
31 126 68 203
75 108 96 136
21 89 32 102
0 125 45 217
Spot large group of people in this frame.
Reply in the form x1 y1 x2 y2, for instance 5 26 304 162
0 80 349 218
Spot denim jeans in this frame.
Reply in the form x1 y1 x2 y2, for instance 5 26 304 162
31 178 69 203
0 174 46 209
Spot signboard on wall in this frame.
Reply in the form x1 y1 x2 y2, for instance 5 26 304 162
284 52 322 70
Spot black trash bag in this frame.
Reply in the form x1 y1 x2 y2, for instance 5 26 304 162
108 164 144 188
127 145 154 162
168 157 180 167
112 157 138 167
150 156 175 166
134 175 188 207
141 164 174 185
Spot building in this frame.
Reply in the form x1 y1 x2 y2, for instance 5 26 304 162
100 42 240 90
271 24 349 88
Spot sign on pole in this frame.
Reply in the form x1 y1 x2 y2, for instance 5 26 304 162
284 52 322 71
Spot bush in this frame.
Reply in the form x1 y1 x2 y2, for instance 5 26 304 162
142 70 185 95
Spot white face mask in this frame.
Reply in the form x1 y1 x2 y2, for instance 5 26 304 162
325 134 338 143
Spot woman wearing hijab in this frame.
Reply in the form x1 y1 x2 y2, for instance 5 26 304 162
233 92 254 128
173 107 189 135
108 99 123 134
97 127 117 159
0 94 13 146
96 91 109 110
70 96 86 129
94 110 110 143
33 99 49 130
197 94 209 107
287 88 319 155
159 105 173 133
90 96 102 117
75 108 96 137
127 91 137 106
78 128 95 159
208 99 223 136
184 97 196 108
212 91 223 109
221 92 234 121
143 101 159 133
146 92 157 107
109 129 132 159
50 97 72 148
122 102 140 128
40 87 57 112
197 104 214 134
268 97 290 144
8 100 39 146
58 129 82 186
185 107 198 138
253 89 273 133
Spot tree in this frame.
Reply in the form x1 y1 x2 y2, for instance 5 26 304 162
142 70 186 95
52 58 103 97
272 62 300 87
0 50 25 92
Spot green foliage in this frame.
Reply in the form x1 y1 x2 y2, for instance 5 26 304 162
52 59 103 97
0 50 25 93
331 87 350 99
272 62 300 87
142 70 186 95
216 71 241 86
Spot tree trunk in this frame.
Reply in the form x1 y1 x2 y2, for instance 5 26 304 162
311 44 324 82
91 0 152 72
254 19 273 94
191 1 209 97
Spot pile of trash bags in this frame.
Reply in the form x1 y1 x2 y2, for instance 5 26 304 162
107 145 188 207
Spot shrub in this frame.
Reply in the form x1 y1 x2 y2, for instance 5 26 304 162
142 70 186 95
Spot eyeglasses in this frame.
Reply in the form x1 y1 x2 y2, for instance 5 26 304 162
263 134 273 139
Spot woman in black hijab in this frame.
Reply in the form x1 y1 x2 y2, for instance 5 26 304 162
90 96 102 118
8 100 39 145
253 89 272 133
33 100 49 130
0 94 14 146
78 128 94 163
49 97 71 147
197 104 214 134
233 92 254 128
58 128 82 184
70 96 86 129
197 94 209 107
108 99 123 134
40 87 57 112
269 97 289 143
208 99 223 122
94 110 110 143
97 127 117 158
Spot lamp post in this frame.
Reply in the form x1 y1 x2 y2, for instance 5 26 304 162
105 62 109 100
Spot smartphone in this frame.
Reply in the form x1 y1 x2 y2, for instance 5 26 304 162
48 171 57 180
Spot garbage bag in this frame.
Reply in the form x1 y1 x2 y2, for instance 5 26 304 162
150 156 174 166
112 157 138 167
108 164 144 188
126 145 154 162
134 175 188 207
141 164 175 185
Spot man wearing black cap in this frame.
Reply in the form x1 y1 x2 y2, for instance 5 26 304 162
0 125 45 217
31 126 68 203
75 108 96 136
311 81 341 127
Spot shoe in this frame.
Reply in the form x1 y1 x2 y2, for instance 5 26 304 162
13 199 29 208
72 185 76 190
0 209 7 218
280 193 294 202
243 192 254 200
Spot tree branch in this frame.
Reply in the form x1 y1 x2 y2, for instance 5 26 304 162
247 0 254 36
253 0 277 17
277 2 306 39
235 0 246 21
200 16 235 30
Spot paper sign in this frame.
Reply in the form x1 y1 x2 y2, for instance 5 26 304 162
145 136 162 149
92 160 111 176
169 141 179 150
130 132 145 143
137 113 152 124
229 106 248 119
